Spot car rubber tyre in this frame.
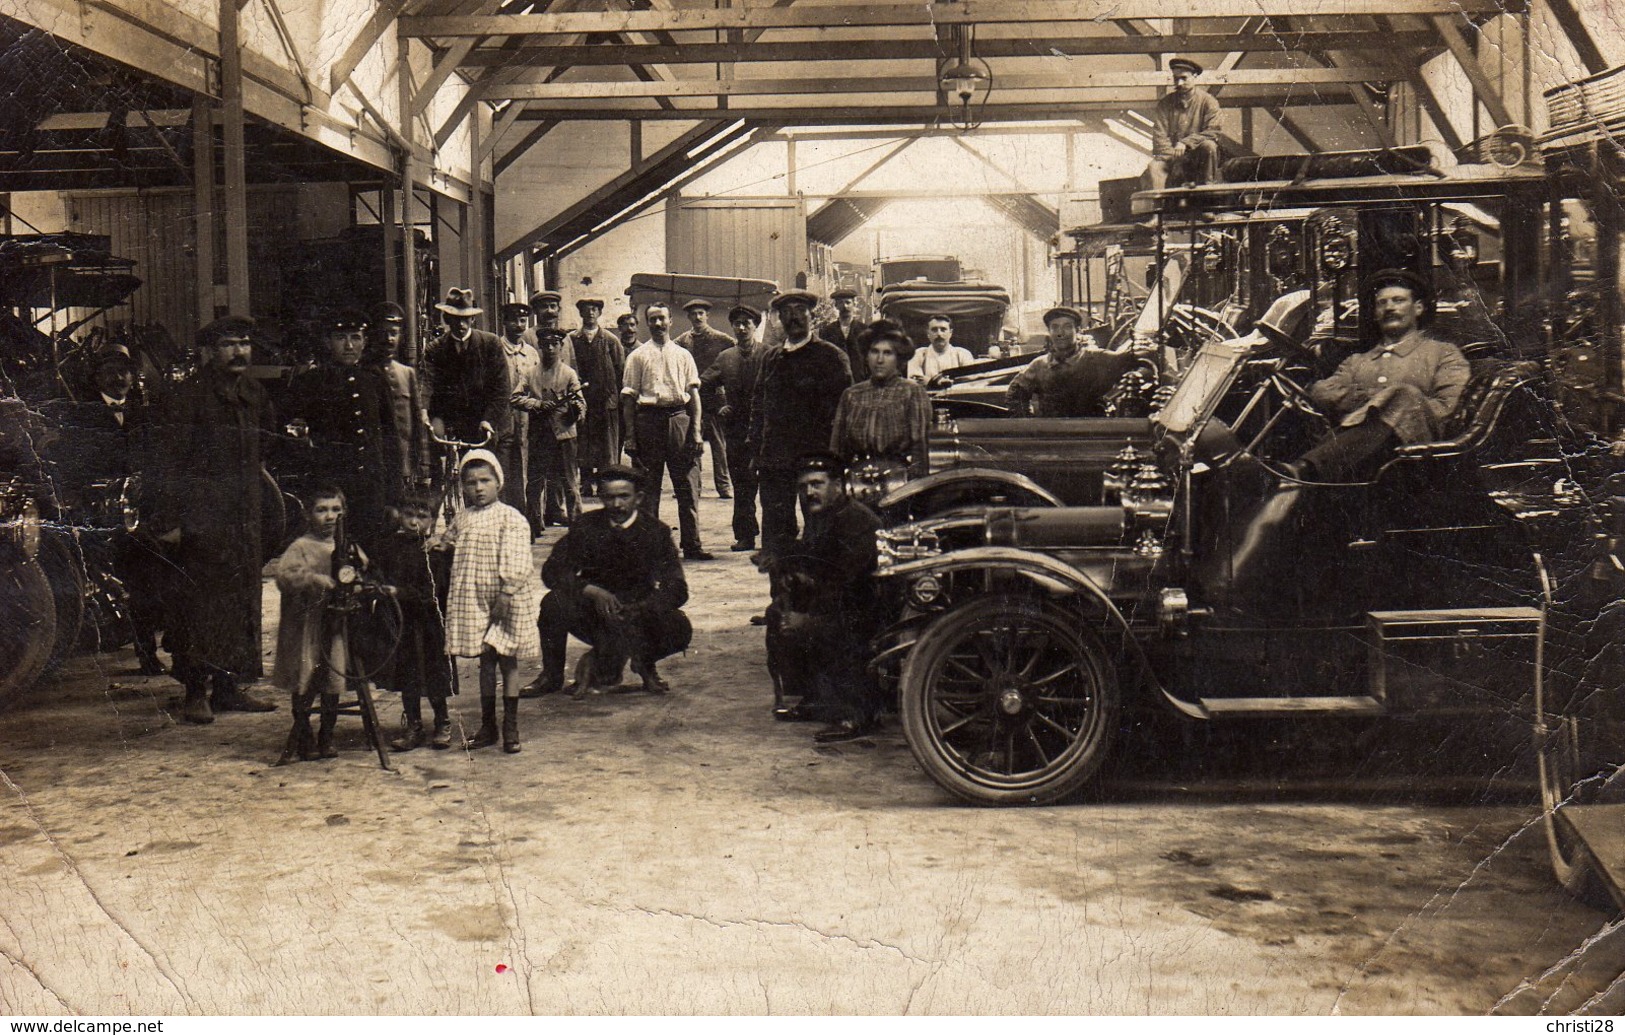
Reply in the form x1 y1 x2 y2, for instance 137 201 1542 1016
0 557 59 710
900 593 1119 805
36 529 85 677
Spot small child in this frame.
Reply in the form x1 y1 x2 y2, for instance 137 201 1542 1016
272 487 349 762
369 493 454 751
444 450 541 753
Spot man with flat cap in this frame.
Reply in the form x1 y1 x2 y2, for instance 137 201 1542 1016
522 290 577 370
422 287 512 460
498 301 541 526
677 298 737 500
1147 58 1223 190
1296 268 1470 481
148 315 280 723
567 296 626 496
363 301 430 489
1007 306 1140 418
515 326 584 529
282 307 403 541
764 451 884 743
818 288 866 383
702 304 767 551
531 464 692 697
749 290 853 555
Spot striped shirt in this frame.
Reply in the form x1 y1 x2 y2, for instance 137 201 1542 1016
829 376 933 476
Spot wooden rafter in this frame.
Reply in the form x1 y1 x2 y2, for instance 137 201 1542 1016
330 0 412 95
1542 0 1608 74
1430 14 1514 129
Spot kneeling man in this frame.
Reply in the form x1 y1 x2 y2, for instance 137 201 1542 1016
766 452 884 744
531 465 692 696
1299 269 1470 481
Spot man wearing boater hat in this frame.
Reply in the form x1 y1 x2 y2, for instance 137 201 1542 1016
422 287 511 454
282 307 402 542
1296 268 1470 481
1146 57 1223 190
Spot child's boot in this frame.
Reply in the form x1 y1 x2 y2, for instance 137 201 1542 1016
430 703 453 750
277 693 315 765
502 698 521 754
467 696 499 749
390 720 426 752
316 693 340 759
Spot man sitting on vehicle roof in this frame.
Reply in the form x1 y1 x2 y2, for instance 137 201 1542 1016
1005 307 1140 418
1295 269 1471 482
1145 58 1222 190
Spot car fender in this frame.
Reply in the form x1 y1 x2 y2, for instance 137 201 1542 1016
884 546 1207 720
879 467 1061 524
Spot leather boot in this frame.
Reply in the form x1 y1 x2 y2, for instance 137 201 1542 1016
277 693 315 765
466 696 499 749
502 697 521 754
180 680 213 725
316 694 340 759
211 673 278 713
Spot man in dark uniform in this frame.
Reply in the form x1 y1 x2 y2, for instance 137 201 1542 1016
702 304 766 551
282 307 402 542
749 291 857 555
148 315 279 723
765 452 883 743
1006 306 1140 418
41 342 165 673
567 296 626 496
421 287 512 454
677 298 737 500
818 288 865 383
532 465 692 697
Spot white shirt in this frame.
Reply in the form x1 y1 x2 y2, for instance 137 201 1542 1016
101 393 128 426
622 338 700 406
908 344 977 382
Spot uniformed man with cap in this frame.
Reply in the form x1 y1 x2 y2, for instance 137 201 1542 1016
282 307 403 542
748 290 853 554
567 296 626 494
677 298 737 500
1006 306 1140 418
1297 268 1470 480
1147 57 1223 189
818 287 866 383
702 304 767 550
148 315 280 723
362 301 431 489
498 301 541 527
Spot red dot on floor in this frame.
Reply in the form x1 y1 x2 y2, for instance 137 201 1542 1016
495 964 508 974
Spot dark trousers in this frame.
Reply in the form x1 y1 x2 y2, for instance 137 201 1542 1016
726 433 759 544
759 466 800 555
633 407 702 552
538 589 693 684
767 609 878 724
530 432 581 527
1146 139 1220 189
1300 421 1397 482
687 413 731 497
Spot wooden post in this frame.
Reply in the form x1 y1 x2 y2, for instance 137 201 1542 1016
380 187 400 304
786 136 797 194
219 0 250 314
191 94 217 325
467 113 483 313
399 33 419 361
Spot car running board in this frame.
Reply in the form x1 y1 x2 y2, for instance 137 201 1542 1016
1197 696 1386 716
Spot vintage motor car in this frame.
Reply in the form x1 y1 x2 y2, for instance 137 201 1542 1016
869 146 1625 906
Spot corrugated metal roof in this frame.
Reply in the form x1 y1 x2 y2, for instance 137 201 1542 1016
807 197 891 246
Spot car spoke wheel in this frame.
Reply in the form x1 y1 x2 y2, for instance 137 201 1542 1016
0 557 58 710
901 594 1119 805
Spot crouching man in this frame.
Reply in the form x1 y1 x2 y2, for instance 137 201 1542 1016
765 452 884 744
528 465 692 697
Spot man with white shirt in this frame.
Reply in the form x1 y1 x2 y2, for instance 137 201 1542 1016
621 303 712 560
906 314 977 387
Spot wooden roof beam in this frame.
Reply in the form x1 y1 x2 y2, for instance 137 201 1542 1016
1543 0 1609 75
509 95 1358 122
1430 14 1514 129
401 0 1518 38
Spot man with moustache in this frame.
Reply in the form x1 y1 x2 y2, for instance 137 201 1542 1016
568 296 626 495
282 307 402 541
523 289 577 370
817 288 866 383
421 287 511 457
702 304 767 552
1006 306 1139 418
748 291 852 555
1146 58 1223 190
148 315 280 724
620 303 712 560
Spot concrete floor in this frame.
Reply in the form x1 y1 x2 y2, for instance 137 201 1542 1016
1 477 1621 1015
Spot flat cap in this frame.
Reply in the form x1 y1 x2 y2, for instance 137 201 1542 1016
1042 305 1086 328
322 306 369 331
500 301 534 318
532 326 568 344
371 301 406 324
682 298 712 312
795 450 845 476
1362 267 1431 300
1168 57 1204 75
528 290 562 305
728 304 762 326
575 297 606 311
770 290 819 311
831 287 858 301
197 314 255 348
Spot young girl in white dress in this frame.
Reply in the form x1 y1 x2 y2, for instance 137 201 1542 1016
443 449 541 753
